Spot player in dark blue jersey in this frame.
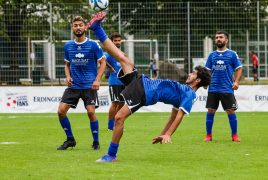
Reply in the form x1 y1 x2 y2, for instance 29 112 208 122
204 31 242 142
87 12 211 162
57 16 106 150
105 33 125 131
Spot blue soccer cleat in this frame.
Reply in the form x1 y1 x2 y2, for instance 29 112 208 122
87 12 106 30
95 154 118 162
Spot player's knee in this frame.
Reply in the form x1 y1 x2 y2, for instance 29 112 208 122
87 110 95 118
114 114 124 126
58 109 66 119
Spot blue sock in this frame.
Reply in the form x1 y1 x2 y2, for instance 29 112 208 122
90 120 99 142
206 112 215 135
228 113 237 135
108 118 115 129
108 141 119 157
93 26 108 42
59 116 73 137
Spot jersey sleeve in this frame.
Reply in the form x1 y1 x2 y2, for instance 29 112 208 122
232 51 242 69
205 53 213 70
93 41 104 61
178 97 193 115
64 43 70 62
104 52 111 64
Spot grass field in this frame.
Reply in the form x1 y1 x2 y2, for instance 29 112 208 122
0 112 268 180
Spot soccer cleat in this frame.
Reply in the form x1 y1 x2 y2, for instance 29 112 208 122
232 135 241 142
204 134 212 141
107 127 114 131
95 154 117 162
92 141 100 150
87 12 106 30
57 139 76 150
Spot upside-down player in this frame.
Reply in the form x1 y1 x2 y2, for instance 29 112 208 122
87 12 211 162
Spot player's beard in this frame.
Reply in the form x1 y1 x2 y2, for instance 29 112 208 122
74 30 85 37
216 41 225 48
116 44 121 48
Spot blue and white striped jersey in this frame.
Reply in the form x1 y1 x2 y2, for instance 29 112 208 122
64 38 104 89
205 49 242 94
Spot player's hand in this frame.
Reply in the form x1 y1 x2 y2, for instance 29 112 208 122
232 82 239 90
146 69 148 71
66 77 73 87
92 80 100 90
108 66 116 74
153 135 172 144
152 136 163 144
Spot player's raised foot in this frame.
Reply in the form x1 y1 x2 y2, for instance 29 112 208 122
92 141 100 150
204 134 212 141
232 135 241 142
107 127 114 131
95 155 117 162
57 139 76 150
87 12 106 30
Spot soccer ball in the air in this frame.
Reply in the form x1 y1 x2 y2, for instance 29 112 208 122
89 0 109 11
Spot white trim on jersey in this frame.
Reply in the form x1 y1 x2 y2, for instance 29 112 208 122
64 59 70 62
217 48 229 52
179 107 189 115
173 106 179 111
74 37 88 44
236 65 242 69
97 55 105 61
206 67 211 70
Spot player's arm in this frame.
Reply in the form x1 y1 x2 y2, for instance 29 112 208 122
232 67 242 90
152 108 185 144
65 62 73 87
105 60 116 74
92 57 106 90
146 65 151 71
232 52 242 90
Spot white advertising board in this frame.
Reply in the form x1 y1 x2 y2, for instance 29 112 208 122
0 86 267 113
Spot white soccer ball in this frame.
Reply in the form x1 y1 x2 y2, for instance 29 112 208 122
89 0 109 11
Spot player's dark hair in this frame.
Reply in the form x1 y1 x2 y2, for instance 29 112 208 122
216 30 228 39
251 51 255 54
72 16 85 25
195 66 211 89
110 32 121 41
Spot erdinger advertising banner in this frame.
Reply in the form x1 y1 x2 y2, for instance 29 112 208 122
0 86 267 113
251 85 268 111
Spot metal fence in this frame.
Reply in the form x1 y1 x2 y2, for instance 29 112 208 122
1 2 268 86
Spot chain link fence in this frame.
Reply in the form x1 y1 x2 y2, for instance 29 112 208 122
1 2 268 86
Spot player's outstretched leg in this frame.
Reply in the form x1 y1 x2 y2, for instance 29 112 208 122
96 105 131 162
87 12 134 75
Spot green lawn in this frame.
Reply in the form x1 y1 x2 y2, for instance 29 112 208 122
0 112 268 180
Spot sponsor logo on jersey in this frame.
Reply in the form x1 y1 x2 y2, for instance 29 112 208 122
91 100 95 103
127 100 132 104
217 60 224 64
77 46 82 50
218 54 223 57
75 53 84 58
